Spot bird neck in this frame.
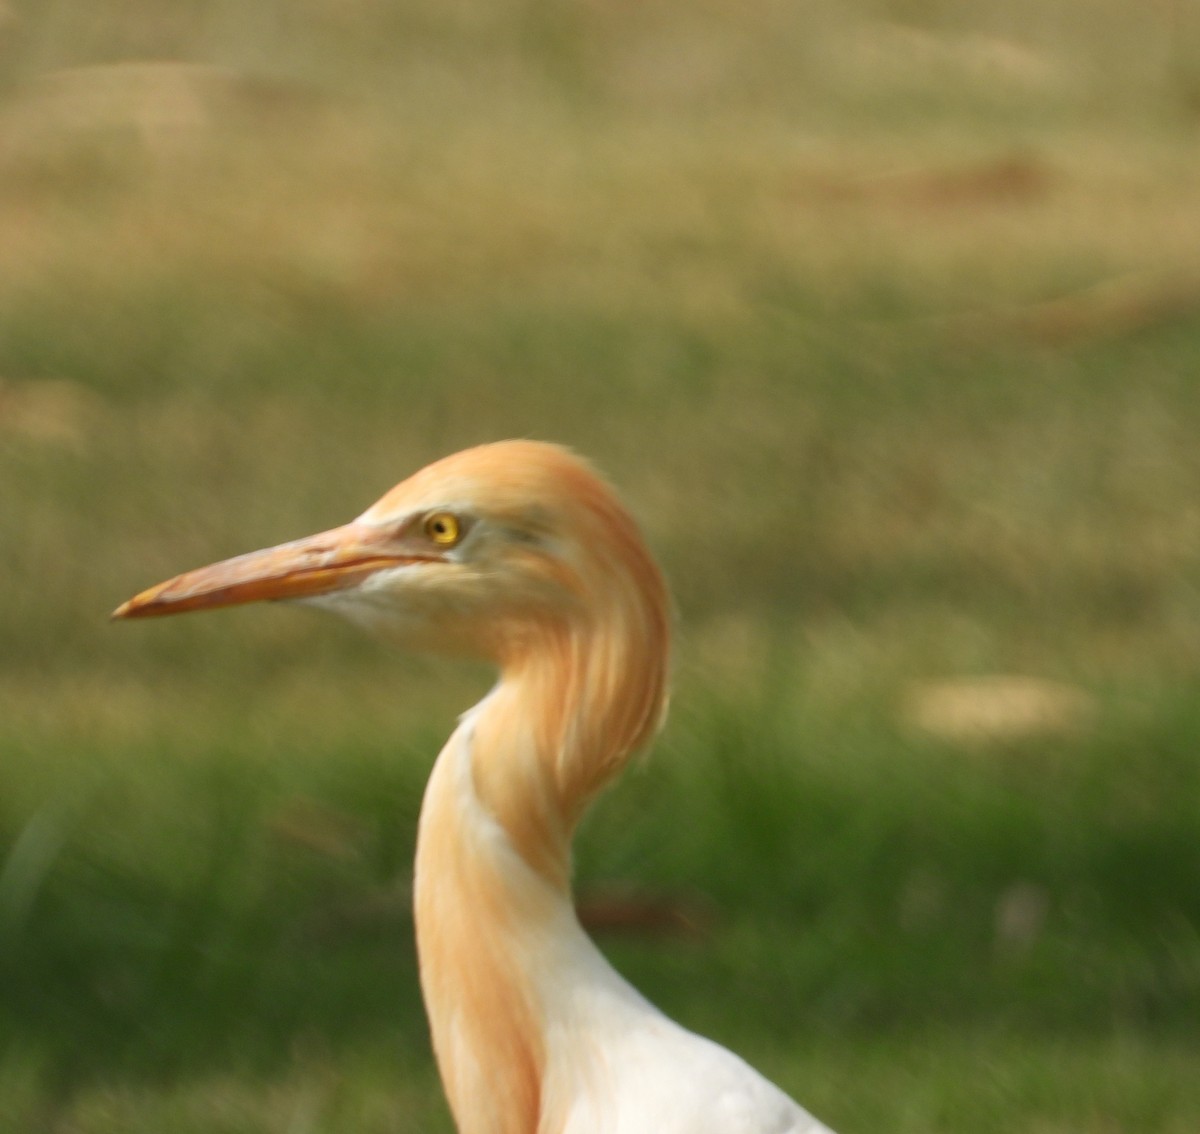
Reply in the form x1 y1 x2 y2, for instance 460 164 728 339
414 607 669 1134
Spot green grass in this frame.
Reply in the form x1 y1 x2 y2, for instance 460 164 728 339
2 684 1200 1131
2 1 1200 1130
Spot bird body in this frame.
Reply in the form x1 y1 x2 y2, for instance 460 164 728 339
115 441 834 1134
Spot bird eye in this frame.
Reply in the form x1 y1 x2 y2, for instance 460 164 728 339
423 512 462 547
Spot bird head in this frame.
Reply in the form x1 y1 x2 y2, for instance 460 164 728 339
113 441 669 669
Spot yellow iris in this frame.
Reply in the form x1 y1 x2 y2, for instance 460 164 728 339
424 512 461 547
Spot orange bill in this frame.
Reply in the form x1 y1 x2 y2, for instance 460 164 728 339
112 521 423 620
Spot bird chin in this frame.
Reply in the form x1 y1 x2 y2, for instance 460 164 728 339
297 587 448 654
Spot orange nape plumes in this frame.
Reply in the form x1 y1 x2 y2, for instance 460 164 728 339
114 441 833 1134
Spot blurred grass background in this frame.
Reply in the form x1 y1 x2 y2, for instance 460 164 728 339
2 0 1200 1130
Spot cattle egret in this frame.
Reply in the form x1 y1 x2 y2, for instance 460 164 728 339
115 440 834 1134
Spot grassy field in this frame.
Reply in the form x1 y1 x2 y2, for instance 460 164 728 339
2 1 1200 1131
